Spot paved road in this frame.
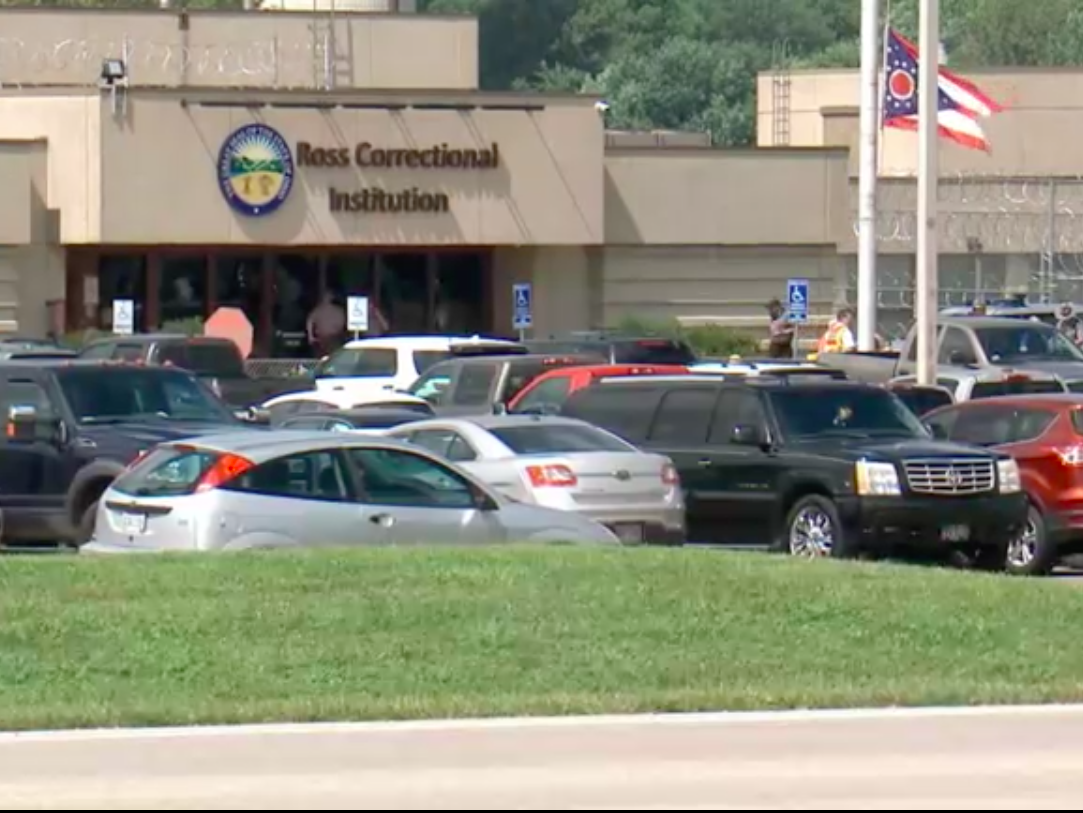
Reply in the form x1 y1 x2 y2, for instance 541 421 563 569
3 707 1083 809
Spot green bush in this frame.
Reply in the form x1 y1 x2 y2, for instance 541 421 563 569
613 316 760 359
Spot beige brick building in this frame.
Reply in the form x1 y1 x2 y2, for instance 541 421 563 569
0 3 1080 348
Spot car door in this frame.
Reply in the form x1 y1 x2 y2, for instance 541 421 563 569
344 445 505 545
641 386 720 544
0 373 69 518
698 388 778 545
219 449 376 548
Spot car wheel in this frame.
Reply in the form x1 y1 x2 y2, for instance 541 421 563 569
784 495 853 560
1005 503 1057 577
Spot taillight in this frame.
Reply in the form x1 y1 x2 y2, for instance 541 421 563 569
1057 446 1083 466
195 453 255 493
526 464 578 488
662 462 680 485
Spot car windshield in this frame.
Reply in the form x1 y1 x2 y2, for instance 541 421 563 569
892 388 954 417
975 326 1083 363
316 348 397 378
55 368 236 425
770 387 928 440
489 423 636 454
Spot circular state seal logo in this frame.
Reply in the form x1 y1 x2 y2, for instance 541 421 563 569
218 124 294 217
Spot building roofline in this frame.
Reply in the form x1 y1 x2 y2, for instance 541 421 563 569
0 5 474 20
760 65 1083 78
0 85 603 108
605 145 850 157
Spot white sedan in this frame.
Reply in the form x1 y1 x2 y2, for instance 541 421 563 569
385 415 686 546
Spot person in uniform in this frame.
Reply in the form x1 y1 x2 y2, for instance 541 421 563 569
817 307 857 354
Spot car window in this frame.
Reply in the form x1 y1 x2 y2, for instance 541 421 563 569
512 376 573 414
452 364 499 406
976 325 1083 363
561 384 664 443
54 368 235 424
111 344 146 362
970 380 1066 399
948 407 1014 446
939 328 978 365
413 350 452 374
171 343 245 377
924 408 959 439
769 387 926 439
409 366 455 405
112 446 220 498
348 447 478 509
80 343 115 361
708 389 767 444
503 361 551 402
447 434 478 462
648 388 717 446
316 348 397 378
407 429 455 458
267 400 336 425
893 387 954 417
226 451 351 502
281 416 330 431
612 339 697 365
1006 408 1058 444
0 378 57 419
490 423 634 454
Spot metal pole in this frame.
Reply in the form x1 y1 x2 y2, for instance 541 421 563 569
856 0 882 351
1047 178 1058 302
915 0 940 385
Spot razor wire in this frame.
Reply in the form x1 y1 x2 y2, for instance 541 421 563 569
0 36 335 89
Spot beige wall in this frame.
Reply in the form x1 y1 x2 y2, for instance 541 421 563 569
0 8 477 92
605 148 849 246
600 246 845 327
0 95 100 244
492 246 597 336
99 94 604 247
760 69 1083 176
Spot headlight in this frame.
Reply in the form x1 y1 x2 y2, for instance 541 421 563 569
998 459 1022 494
855 460 901 496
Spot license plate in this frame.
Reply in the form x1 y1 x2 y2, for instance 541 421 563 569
612 523 645 543
119 513 147 536
941 524 970 542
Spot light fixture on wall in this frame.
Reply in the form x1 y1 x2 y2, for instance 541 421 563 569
99 57 130 117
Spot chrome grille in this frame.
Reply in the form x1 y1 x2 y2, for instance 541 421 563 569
903 458 996 496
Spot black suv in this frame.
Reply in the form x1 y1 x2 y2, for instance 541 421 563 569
560 375 1027 565
407 354 601 416
0 361 248 546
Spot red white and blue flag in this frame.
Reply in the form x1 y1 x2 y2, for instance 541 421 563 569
882 28 1003 152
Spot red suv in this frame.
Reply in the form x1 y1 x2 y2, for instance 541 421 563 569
925 394 1083 576
508 364 690 414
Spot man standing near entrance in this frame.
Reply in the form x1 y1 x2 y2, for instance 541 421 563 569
307 291 346 357
817 307 857 354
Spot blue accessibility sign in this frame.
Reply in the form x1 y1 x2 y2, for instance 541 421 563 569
787 278 809 323
513 283 533 331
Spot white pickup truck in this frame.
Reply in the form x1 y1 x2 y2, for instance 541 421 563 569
820 316 1083 389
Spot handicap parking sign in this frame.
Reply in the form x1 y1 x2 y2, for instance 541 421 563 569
787 278 809 323
513 283 532 331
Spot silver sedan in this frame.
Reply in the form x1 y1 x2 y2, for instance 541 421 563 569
83 432 622 553
385 415 686 545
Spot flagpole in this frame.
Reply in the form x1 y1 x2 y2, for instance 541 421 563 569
857 0 882 352
916 0 940 385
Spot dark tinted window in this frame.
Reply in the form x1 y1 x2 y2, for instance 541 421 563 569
178 343 244 377
0 378 57 418
55 369 235 424
709 389 767 444
317 348 397 377
893 387 954 417
971 380 1066 399
512 376 573 414
947 406 1056 446
976 325 1083 363
113 446 219 497
648 388 717 445
490 424 633 454
227 451 351 502
452 364 499 406
113 344 147 362
612 339 696 365
414 350 452 374
267 400 337 425
769 387 926 439
280 416 330 430
560 383 663 443
348 448 476 508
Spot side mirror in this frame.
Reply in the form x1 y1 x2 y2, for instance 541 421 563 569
925 421 948 440
7 405 61 444
732 424 768 447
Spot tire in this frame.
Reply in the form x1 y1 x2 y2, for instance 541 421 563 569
76 501 99 547
1005 503 1057 577
782 495 855 560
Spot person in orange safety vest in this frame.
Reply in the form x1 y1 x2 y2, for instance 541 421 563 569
817 307 856 354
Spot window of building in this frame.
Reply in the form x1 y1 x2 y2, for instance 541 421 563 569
98 255 147 332
159 256 207 326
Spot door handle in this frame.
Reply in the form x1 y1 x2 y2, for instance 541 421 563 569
369 513 395 528
698 458 713 468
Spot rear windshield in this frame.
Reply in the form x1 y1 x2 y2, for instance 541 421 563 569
504 359 583 401
490 424 634 454
893 388 954 417
414 350 452 373
55 368 235 425
612 339 696 365
971 380 1066 399
165 343 245 378
316 348 397 378
561 384 664 443
112 446 219 497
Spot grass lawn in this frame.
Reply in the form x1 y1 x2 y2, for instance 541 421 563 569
1 548 1082 730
